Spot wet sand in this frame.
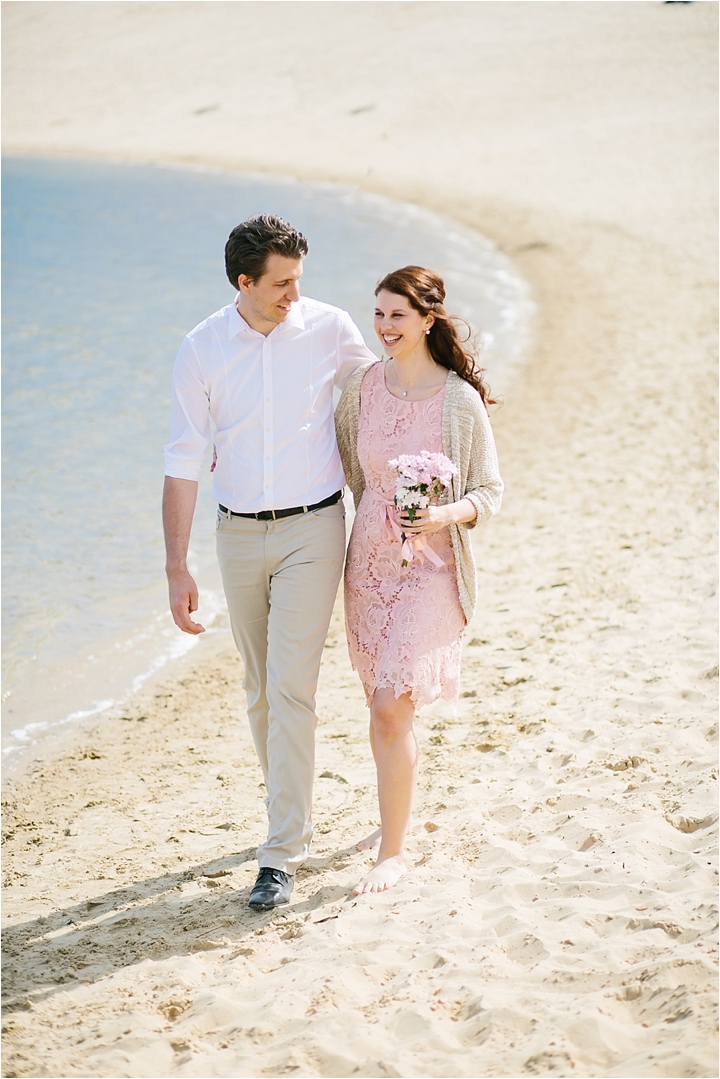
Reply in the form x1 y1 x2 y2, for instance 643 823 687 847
2 3 717 1077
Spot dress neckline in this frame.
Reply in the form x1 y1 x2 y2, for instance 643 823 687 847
381 359 448 403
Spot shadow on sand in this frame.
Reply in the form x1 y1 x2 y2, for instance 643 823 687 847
2 845 359 1013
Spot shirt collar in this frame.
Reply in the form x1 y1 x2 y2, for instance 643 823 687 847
228 299 249 339
280 301 306 335
229 295 306 339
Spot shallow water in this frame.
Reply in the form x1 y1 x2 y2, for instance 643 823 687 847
2 156 531 761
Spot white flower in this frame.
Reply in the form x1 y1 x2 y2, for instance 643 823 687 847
389 451 458 516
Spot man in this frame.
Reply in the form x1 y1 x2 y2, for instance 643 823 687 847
163 214 376 910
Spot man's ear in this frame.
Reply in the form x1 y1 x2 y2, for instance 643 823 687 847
237 274 253 294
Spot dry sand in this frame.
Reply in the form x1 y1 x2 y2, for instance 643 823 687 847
2 3 718 1077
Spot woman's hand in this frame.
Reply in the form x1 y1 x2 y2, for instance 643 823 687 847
399 498 477 535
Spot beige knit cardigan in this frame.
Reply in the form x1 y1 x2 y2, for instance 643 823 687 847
335 362 503 623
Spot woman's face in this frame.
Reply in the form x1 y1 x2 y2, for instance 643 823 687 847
374 289 432 360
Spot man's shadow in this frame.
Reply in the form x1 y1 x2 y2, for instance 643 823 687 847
2 844 359 1014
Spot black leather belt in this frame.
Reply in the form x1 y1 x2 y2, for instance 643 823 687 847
219 490 342 522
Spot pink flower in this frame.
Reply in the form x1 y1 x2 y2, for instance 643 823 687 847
390 448 459 494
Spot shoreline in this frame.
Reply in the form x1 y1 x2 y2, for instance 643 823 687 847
1 153 533 770
2 4 716 1077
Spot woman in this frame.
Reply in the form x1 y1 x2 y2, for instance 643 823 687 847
335 266 503 895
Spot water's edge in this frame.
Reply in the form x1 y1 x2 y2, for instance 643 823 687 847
2 156 534 773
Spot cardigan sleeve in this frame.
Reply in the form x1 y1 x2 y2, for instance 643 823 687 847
460 393 504 530
334 362 375 509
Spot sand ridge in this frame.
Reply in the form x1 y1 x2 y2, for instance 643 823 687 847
2 3 718 1077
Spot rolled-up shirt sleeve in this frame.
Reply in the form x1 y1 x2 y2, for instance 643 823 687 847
163 336 210 481
334 311 378 390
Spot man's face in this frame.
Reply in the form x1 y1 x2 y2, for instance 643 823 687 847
238 254 303 332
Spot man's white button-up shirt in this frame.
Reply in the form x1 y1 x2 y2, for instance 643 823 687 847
164 296 377 513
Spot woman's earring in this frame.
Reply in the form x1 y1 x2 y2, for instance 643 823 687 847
425 328 431 335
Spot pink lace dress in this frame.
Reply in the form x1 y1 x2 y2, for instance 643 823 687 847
344 361 466 709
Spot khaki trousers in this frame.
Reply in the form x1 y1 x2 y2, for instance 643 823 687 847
216 501 346 874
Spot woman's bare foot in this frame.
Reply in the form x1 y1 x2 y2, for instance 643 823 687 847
353 854 406 894
356 819 413 852
356 826 382 852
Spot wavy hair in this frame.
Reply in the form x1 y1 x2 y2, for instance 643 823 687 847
375 266 497 408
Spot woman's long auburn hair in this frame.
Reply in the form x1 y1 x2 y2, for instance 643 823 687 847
375 266 497 409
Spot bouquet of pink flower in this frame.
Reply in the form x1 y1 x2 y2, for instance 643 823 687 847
388 451 458 568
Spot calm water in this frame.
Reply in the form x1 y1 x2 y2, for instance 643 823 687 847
2 156 531 760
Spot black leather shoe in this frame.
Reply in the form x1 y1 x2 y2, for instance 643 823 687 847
248 867 294 910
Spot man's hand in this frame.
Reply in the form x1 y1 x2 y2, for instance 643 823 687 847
167 566 205 635
162 476 204 634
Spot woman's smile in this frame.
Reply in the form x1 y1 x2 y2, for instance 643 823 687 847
381 332 402 347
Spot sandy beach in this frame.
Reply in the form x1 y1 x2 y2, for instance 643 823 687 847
2 3 718 1077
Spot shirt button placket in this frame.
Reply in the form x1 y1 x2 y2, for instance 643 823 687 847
262 338 273 512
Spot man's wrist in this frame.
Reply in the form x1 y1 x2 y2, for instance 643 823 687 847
165 561 189 577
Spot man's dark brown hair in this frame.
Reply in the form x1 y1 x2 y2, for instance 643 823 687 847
225 214 309 287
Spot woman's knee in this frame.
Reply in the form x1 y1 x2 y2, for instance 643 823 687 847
370 697 413 744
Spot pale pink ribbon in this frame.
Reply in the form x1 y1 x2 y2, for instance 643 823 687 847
369 489 444 568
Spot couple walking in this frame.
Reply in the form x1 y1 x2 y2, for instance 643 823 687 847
163 215 502 908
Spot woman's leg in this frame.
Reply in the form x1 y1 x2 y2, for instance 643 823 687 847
354 688 418 894
356 721 381 850
356 717 415 850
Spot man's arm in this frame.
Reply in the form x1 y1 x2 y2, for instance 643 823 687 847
163 333 210 634
163 476 205 634
335 311 379 390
